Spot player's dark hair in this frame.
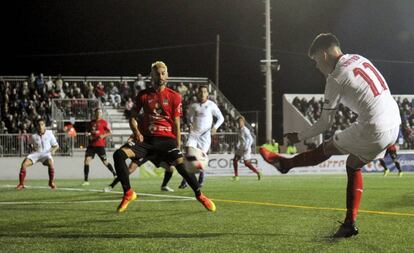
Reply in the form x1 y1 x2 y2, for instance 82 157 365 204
198 84 208 92
308 33 340 57
36 118 45 125
94 107 102 112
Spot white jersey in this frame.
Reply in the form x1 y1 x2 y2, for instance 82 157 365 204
235 126 254 160
188 100 224 135
299 54 401 141
186 100 224 153
237 126 253 150
31 130 59 154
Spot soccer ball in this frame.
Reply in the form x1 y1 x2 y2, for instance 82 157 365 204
184 147 208 173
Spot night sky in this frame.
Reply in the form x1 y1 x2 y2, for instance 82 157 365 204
2 0 414 143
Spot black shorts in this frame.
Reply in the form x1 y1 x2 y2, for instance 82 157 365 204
85 146 107 160
123 136 182 166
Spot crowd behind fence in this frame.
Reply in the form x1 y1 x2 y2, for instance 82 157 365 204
0 132 245 157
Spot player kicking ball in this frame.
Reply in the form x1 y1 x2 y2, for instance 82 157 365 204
260 33 401 238
16 118 59 190
112 61 215 213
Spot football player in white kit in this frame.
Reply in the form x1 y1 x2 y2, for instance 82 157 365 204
260 33 401 238
178 84 224 188
16 118 59 190
232 116 262 181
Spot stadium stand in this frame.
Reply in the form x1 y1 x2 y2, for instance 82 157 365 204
0 74 253 156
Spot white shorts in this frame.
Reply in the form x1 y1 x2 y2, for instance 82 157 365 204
333 123 399 163
27 152 53 164
186 132 211 154
235 147 252 160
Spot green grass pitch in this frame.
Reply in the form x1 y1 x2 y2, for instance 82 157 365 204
1 173 414 252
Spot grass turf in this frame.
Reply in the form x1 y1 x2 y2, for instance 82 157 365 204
1 173 414 252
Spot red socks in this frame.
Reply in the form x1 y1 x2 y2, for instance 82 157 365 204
282 144 331 170
345 166 363 223
244 161 259 174
19 168 26 185
233 159 239 176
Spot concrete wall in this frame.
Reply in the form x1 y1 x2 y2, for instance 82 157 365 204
0 152 116 180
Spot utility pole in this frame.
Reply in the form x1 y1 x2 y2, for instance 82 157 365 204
264 0 272 141
215 34 220 90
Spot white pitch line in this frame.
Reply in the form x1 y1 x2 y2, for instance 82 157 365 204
0 199 193 205
0 184 195 200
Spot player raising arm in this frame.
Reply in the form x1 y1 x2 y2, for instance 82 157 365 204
260 33 401 238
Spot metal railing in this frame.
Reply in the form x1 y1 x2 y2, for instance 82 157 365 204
51 99 102 122
0 132 248 157
0 133 73 157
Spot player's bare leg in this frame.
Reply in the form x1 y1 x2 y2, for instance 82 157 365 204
46 159 56 189
17 158 33 190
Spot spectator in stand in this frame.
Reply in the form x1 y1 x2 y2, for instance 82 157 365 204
286 140 297 155
85 82 96 99
120 81 131 104
21 81 30 97
56 85 65 99
176 82 189 97
109 82 122 108
73 86 83 99
261 139 279 153
29 73 36 85
95 82 106 103
55 74 63 91
134 73 146 93
63 82 70 95
35 73 45 93
124 97 134 119
0 121 8 134
46 76 54 92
